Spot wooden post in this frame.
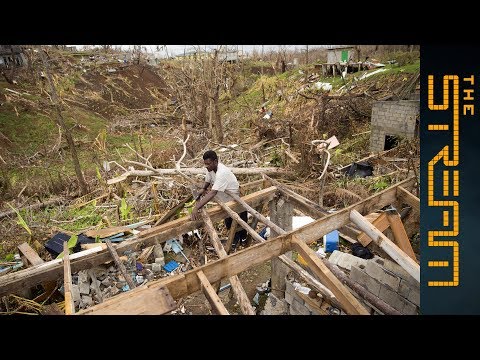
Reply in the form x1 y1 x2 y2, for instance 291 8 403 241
292 236 369 315
63 242 75 315
269 194 293 299
199 209 255 315
197 270 229 315
350 210 420 282
386 212 417 262
105 240 136 290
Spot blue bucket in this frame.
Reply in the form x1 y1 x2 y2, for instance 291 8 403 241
324 230 339 253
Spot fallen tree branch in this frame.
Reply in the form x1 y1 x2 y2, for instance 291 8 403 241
107 167 289 185
0 197 65 220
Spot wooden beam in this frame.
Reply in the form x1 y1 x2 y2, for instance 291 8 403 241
386 212 417 262
357 212 390 246
322 259 401 315
216 197 338 305
18 242 44 266
78 286 177 315
350 210 420 282
291 236 369 315
197 270 229 315
63 242 75 315
199 209 255 315
105 240 136 290
397 186 420 213
0 186 277 298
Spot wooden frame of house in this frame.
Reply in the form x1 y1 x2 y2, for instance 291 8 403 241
0 175 419 315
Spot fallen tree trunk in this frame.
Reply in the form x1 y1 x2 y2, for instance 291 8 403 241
107 167 289 185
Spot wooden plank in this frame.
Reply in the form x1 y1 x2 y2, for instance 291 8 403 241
154 194 192 226
240 179 265 192
17 242 44 266
85 226 132 239
79 286 176 315
197 270 229 315
386 212 417 262
199 209 255 315
63 242 75 315
357 212 390 246
292 236 369 315
0 187 278 298
350 209 420 282
105 240 136 290
397 186 420 213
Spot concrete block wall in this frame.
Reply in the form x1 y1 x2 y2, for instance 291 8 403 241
284 279 324 315
370 100 419 152
349 257 419 314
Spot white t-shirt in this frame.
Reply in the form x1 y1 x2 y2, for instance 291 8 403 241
205 162 239 203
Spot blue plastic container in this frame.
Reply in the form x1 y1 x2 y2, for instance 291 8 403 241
324 230 339 253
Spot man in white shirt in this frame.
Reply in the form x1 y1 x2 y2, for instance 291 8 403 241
191 150 248 248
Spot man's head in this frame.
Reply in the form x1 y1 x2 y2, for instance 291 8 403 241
203 150 218 172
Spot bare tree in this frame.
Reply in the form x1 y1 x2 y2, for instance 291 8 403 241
40 47 88 195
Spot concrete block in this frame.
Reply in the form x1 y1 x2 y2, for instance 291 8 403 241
402 299 419 315
378 285 409 313
71 284 81 303
407 287 420 306
285 291 293 305
398 279 411 299
285 279 295 296
290 298 311 315
350 265 381 297
365 261 400 291
79 281 90 295
380 258 419 289
328 250 344 266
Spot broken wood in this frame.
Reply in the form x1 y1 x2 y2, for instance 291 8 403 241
154 194 192 226
357 212 389 247
18 242 44 266
199 208 255 315
105 240 136 290
197 270 229 315
76 175 414 316
322 259 401 315
107 167 289 185
350 209 420 282
63 242 75 315
386 212 417 262
84 226 132 239
215 196 338 304
0 179 415 300
397 186 420 213
292 236 369 315
78 286 177 315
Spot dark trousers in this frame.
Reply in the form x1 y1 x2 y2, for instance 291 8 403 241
224 211 248 243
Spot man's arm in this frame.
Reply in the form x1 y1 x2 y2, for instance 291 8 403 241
195 181 211 201
191 189 217 220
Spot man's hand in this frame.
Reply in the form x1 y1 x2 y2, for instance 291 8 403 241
190 205 201 221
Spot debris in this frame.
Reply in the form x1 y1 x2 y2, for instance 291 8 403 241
351 243 374 259
163 260 179 273
343 161 373 178
84 226 133 239
44 232 95 257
